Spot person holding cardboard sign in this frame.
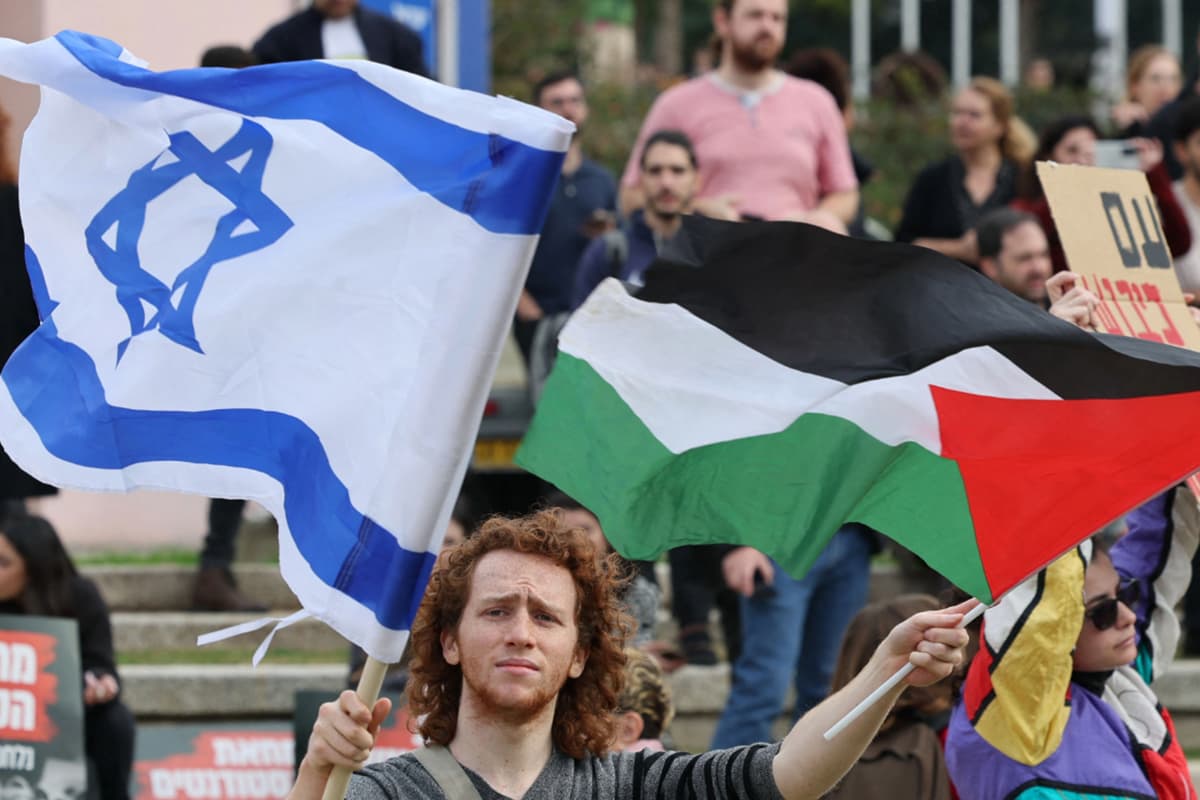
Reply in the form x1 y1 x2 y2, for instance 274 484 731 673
1013 115 1191 275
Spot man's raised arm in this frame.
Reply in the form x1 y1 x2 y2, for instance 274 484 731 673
771 599 976 799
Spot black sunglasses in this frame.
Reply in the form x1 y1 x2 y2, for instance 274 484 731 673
1084 578 1141 631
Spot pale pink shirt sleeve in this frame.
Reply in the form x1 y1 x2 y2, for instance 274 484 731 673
811 88 858 197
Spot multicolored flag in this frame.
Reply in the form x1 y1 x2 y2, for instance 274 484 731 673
0 32 570 662
517 217 1200 603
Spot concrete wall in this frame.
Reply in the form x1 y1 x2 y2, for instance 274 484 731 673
1 1 299 553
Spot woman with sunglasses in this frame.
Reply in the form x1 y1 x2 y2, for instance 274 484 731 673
943 487 1198 800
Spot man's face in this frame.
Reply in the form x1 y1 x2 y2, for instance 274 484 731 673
538 78 588 129
716 0 787 73
441 550 587 725
314 0 357 19
983 221 1052 304
1175 130 1200 180
639 142 698 220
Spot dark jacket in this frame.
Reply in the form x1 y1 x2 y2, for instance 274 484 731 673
570 210 660 310
823 718 951 800
0 574 120 686
253 5 427 77
895 156 1018 250
0 184 55 500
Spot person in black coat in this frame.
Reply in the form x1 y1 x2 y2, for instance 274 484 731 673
253 0 427 77
0 102 56 506
895 77 1034 266
0 511 135 799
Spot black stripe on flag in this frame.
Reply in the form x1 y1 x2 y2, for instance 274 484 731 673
637 216 1200 399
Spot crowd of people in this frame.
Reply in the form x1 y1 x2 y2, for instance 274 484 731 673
5 0 1200 798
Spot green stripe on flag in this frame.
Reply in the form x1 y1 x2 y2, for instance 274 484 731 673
517 353 994 602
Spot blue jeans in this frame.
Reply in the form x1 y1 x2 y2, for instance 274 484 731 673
711 524 872 748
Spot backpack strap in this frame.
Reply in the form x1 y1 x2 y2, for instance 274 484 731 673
412 744 483 800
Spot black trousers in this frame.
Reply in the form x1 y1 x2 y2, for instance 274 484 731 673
86 700 135 800
199 498 246 569
668 544 742 664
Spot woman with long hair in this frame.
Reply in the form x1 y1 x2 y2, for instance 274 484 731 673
0 511 136 799
1112 45 1183 137
823 595 953 800
895 77 1036 265
1012 114 1190 274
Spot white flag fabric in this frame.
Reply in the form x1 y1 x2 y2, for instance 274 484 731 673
0 32 571 662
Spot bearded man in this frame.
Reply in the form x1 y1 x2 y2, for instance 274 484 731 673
291 511 973 800
619 0 858 232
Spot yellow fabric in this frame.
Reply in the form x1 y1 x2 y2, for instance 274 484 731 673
975 551 1085 765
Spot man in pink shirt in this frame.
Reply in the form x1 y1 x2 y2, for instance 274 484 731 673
619 0 858 230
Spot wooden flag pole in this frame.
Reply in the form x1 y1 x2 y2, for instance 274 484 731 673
322 655 389 800
823 601 985 740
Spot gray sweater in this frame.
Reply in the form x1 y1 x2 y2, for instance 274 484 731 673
347 742 785 800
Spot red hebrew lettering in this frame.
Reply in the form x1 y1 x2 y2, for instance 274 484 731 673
1100 277 1138 336
1079 276 1123 335
1142 283 1187 346
1116 280 1164 343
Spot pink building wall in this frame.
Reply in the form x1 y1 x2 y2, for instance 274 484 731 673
1 1 298 552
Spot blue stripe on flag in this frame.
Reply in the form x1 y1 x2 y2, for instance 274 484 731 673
55 30 562 236
23 246 58 321
3 316 436 632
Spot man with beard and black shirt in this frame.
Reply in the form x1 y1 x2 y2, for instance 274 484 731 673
619 0 858 232
569 130 700 309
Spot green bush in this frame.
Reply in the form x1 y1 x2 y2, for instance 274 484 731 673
578 79 659 177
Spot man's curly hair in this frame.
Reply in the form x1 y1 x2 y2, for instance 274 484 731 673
406 510 631 758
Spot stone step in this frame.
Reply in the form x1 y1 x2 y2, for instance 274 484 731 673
90 560 919 613
120 663 345 718
113 611 347 655
84 563 297 611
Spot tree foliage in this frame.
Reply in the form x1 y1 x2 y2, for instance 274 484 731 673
492 0 589 101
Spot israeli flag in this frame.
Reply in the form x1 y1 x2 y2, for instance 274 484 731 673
0 32 570 662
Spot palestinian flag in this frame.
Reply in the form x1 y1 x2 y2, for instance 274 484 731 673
515 217 1200 603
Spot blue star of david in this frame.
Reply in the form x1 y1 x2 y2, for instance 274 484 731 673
85 118 293 362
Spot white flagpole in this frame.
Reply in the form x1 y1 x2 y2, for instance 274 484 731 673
823 601 986 740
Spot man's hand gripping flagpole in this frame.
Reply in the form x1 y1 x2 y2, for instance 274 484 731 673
321 656 390 800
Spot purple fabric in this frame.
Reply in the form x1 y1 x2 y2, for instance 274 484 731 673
946 689 1153 800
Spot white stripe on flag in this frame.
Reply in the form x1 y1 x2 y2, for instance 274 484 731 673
562 280 1060 455
0 33 570 662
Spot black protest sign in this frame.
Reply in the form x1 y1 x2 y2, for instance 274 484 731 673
0 614 85 800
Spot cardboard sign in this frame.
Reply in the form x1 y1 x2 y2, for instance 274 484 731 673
0 615 85 800
1038 162 1200 350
